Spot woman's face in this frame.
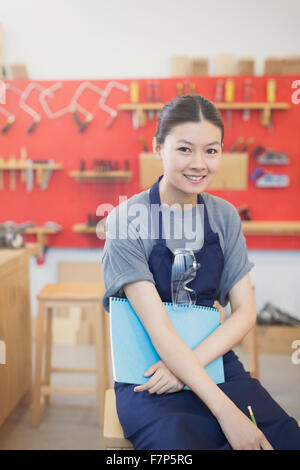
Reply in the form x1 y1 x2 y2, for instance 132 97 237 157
154 120 222 196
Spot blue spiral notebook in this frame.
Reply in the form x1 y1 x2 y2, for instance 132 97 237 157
109 296 225 388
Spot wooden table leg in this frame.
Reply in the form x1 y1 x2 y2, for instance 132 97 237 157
32 300 45 427
94 302 109 428
44 306 53 404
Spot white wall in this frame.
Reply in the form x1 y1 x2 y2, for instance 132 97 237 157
29 248 300 320
1 0 300 79
1 0 299 319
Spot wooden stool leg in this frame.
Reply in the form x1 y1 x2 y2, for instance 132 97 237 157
44 307 53 404
32 300 45 427
249 323 259 379
94 303 109 428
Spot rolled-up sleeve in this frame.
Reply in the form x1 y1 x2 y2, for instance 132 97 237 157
101 210 155 312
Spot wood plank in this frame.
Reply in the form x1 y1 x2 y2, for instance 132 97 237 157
242 221 300 235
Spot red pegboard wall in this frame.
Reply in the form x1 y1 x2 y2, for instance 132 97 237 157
0 76 299 250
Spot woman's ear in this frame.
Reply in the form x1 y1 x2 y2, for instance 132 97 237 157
153 138 162 159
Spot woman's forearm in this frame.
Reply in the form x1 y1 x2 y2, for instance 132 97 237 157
193 306 256 367
150 321 234 417
123 281 234 418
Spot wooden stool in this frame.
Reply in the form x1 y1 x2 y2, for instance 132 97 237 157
32 283 109 428
103 389 133 450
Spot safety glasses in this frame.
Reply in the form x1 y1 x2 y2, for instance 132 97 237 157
171 249 201 309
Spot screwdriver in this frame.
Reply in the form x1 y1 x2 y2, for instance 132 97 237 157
130 81 139 129
243 78 252 121
266 79 276 132
225 79 235 128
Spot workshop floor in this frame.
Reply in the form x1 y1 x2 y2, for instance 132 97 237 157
0 343 299 450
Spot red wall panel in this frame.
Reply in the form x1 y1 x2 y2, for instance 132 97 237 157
0 76 299 250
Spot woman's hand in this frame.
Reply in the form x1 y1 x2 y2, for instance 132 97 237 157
217 402 273 450
133 360 185 395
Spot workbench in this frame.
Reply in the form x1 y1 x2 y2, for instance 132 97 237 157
0 243 40 427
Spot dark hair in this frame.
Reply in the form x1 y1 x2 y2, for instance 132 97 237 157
154 94 224 145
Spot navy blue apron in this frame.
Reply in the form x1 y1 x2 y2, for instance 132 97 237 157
114 175 300 450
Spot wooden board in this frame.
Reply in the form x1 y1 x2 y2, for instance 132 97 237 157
237 57 255 75
191 58 209 76
171 56 190 76
139 152 248 190
208 152 248 190
214 55 234 76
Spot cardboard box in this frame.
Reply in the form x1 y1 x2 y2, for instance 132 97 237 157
242 325 300 355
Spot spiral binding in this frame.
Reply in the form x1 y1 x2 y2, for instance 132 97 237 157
110 296 218 312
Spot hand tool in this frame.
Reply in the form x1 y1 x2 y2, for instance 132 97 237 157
153 81 161 119
26 159 34 191
225 79 234 128
242 78 252 121
20 146 27 183
240 137 254 152
139 135 149 152
266 78 276 132
146 81 155 120
1 114 15 133
230 137 244 152
40 159 54 190
252 145 289 164
18 83 45 133
97 81 128 127
189 82 196 94
69 104 83 129
39 82 80 129
8 155 16 190
176 82 184 96
40 81 128 130
0 156 4 190
27 114 41 134
183 81 191 94
215 79 224 102
79 113 93 133
32 160 46 187
79 158 86 172
255 172 289 188
130 81 139 129
238 205 251 221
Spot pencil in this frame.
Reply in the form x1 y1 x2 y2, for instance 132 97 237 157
247 405 257 426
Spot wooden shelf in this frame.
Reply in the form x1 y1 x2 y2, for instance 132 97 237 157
119 102 290 111
22 226 62 254
0 163 62 170
242 221 300 235
69 171 132 182
73 224 105 235
119 102 290 128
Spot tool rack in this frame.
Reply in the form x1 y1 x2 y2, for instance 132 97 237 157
118 101 290 128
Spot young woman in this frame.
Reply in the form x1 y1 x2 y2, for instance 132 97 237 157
101 94 300 450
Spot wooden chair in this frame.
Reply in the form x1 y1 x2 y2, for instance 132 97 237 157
103 389 133 450
32 282 109 428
